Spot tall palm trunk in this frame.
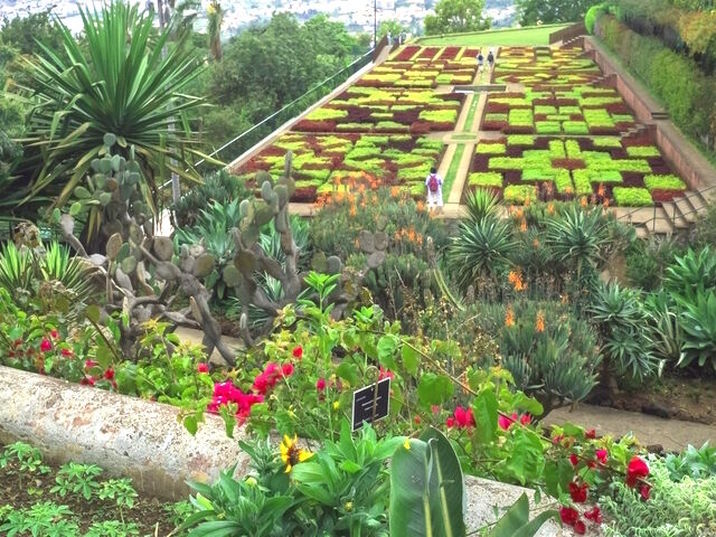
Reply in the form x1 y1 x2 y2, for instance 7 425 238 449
208 1 223 61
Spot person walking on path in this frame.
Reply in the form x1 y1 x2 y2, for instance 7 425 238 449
487 50 495 71
425 167 444 213
476 50 484 73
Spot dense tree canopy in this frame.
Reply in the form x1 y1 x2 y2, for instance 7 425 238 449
515 0 601 25
424 0 491 35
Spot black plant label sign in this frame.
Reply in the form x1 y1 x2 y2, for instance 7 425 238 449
351 377 391 432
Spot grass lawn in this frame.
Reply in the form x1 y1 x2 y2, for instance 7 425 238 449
418 24 571 47
444 144 466 196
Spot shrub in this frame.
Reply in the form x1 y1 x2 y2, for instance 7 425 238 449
507 135 536 146
305 108 348 121
504 185 537 204
535 121 561 134
467 172 503 187
592 136 622 148
476 143 506 154
172 170 251 228
626 146 661 158
644 174 687 191
613 187 653 206
585 4 608 34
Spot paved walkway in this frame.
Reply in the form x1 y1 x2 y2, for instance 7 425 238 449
545 404 715 452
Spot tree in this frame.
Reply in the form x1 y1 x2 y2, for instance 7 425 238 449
0 41 24 197
378 20 408 40
0 10 65 57
424 0 490 35
6 2 209 238
515 0 601 26
207 1 223 61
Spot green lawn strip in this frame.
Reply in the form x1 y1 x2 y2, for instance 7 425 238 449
463 94 482 132
418 24 571 47
444 144 466 196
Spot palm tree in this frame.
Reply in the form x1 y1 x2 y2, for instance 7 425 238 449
207 1 223 61
7 1 211 217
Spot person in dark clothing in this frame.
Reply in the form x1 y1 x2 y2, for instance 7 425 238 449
487 50 495 70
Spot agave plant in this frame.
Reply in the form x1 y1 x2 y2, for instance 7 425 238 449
676 291 716 370
8 1 210 217
664 246 716 300
448 216 516 293
464 188 500 225
589 282 662 382
0 241 34 292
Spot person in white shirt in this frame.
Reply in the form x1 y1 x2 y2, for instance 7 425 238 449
425 167 444 213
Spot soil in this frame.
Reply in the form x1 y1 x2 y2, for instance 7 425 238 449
586 374 716 426
0 448 182 536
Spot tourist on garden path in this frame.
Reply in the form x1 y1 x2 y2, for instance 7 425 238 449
477 50 484 72
487 50 495 70
425 167 444 213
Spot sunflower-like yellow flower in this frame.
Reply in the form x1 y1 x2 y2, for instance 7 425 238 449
279 435 313 473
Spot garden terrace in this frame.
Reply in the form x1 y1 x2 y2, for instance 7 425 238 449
467 135 687 206
293 87 465 135
235 133 446 202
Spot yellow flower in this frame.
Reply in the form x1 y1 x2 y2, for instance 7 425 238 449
403 439 411 450
279 435 313 473
245 476 257 487
333 401 340 411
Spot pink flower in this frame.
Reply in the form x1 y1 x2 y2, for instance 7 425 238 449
197 363 209 374
431 405 440 415
104 368 115 381
252 363 281 394
640 484 651 501
84 359 98 369
40 338 52 352
498 412 530 431
292 346 303 360
584 506 602 524
574 520 586 535
520 414 532 426
282 363 294 377
378 367 395 381
569 453 579 466
568 481 588 503
453 406 475 428
445 416 456 428
81 376 96 386
585 428 596 439
207 380 264 422
316 378 326 391
49 329 59 340
596 449 608 464
626 456 649 487
60 348 73 357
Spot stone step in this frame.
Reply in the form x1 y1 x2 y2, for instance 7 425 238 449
660 202 689 229
672 196 699 224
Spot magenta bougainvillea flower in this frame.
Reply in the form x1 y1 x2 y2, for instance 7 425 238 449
316 378 326 391
40 338 52 352
197 363 209 374
568 481 588 503
498 412 531 431
446 406 475 429
292 346 303 359
626 456 649 487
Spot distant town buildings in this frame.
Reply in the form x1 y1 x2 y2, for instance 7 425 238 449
0 0 516 37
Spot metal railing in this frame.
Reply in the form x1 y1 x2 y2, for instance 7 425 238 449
160 46 376 193
616 184 715 234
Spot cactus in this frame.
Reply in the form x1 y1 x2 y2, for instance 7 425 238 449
54 136 238 365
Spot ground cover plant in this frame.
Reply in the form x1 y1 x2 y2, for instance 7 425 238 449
0 442 185 536
467 134 686 205
235 133 445 202
418 24 571 46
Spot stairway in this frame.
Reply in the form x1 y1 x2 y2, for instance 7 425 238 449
631 186 715 237
621 122 651 139
562 35 584 48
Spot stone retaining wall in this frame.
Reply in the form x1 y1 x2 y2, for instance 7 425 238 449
0 366 569 535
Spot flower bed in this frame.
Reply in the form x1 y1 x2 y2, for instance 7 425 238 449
466 135 686 206
294 87 465 134
235 133 445 202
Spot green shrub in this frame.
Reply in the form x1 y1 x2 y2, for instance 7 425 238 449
573 170 594 195
468 172 503 187
504 185 537 204
476 143 506 154
644 174 687 191
506 135 535 146
591 170 622 183
521 169 553 181
535 121 561 134
613 187 653 206
626 146 661 158
585 4 608 34
563 121 589 134
418 109 458 123
592 136 622 148
172 170 251 228
489 157 525 170
305 108 348 121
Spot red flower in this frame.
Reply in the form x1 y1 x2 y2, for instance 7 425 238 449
574 520 586 535
431 405 440 415
104 368 115 381
559 506 579 526
60 348 73 357
49 329 59 340
197 363 209 374
585 428 596 439
552 434 564 445
84 359 98 370
292 346 303 360
378 367 395 381
252 363 282 394
568 481 588 503
414 415 422 425
626 456 649 487
584 506 602 524
498 412 530 430
282 363 295 377
569 453 579 466
40 338 52 352
596 449 608 464
520 414 532 426
316 378 326 391
445 416 456 428
81 376 96 386
640 484 651 501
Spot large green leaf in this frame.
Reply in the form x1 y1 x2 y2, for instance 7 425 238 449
489 493 558 537
389 427 465 537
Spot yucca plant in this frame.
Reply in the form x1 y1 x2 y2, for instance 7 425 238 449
545 206 607 283
677 291 716 371
464 188 500 225
448 216 516 293
8 1 211 217
644 291 683 363
0 241 34 292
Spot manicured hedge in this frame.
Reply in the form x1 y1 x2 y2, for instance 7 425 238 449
613 186 653 206
595 15 715 158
